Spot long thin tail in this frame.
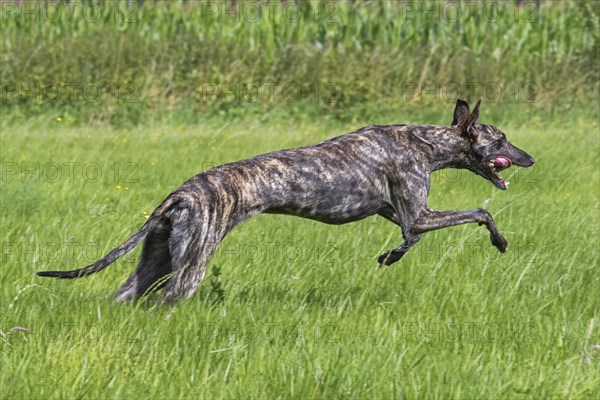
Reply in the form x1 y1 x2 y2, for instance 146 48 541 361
36 197 178 279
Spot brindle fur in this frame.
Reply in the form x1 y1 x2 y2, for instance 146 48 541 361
38 100 535 305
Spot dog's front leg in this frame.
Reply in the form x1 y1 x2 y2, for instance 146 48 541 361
412 207 507 252
378 207 507 267
378 233 422 266
377 174 429 267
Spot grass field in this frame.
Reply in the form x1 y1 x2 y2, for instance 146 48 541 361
1 103 598 398
1 0 599 398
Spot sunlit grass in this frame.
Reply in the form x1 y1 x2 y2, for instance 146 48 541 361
1 106 598 398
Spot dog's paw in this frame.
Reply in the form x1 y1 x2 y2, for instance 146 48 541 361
491 234 508 253
378 252 389 266
378 250 404 267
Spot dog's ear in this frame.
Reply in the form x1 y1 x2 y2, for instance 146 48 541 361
457 99 481 139
451 99 470 125
470 99 481 123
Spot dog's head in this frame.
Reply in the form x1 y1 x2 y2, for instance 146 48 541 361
452 99 535 190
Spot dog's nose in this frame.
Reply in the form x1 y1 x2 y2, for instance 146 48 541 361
528 157 535 166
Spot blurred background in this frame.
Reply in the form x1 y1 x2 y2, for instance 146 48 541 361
1 0 598 126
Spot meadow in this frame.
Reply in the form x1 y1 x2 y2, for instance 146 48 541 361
1 103 598 398
1 1 599 399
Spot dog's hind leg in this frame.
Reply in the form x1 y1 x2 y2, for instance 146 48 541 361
156 204 230 305
114 218 173 302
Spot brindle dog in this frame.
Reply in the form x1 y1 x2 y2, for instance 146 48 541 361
38 99 535 305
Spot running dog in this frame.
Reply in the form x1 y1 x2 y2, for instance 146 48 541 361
38 99 535 305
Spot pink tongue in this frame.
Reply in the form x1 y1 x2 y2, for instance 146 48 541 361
494 156 512 170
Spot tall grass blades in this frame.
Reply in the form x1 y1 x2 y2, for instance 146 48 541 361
1 1 598 125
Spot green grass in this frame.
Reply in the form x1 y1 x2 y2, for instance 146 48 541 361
1 0 598 125
1 104 598 398
1 1 598 397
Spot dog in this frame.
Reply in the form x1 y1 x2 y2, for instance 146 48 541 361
38 99 535 305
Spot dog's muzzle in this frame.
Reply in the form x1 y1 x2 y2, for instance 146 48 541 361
486 156 512 190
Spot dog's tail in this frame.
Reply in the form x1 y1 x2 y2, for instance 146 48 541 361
36 197 179 279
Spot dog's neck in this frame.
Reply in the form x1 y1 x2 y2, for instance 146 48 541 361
419 127 474 172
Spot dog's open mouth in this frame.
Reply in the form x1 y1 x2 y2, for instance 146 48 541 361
486 156 512 190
